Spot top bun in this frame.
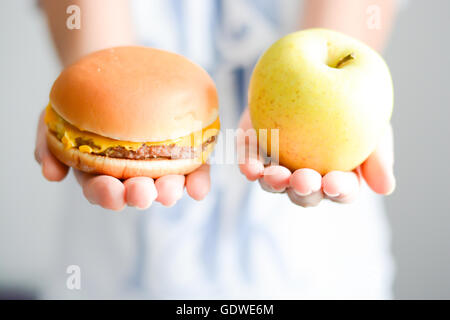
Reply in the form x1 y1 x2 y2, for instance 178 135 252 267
50 46 219 142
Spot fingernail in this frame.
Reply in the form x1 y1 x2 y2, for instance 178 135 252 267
135 205 150 211
128 201 139 209
386 174 396 195
128 198 153 210
293 189 312 197
164 202 176 208
111 205 126 212
324 190 340 198
41 160 47 177
273 187 286 193
34 149 41 164
86 196 98 206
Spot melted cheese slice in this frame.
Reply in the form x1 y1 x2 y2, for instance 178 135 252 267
45 104 220 153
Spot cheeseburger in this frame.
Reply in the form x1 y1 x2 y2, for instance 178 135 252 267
45 46 220 179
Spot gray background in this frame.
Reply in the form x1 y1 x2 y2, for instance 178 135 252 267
0 0 449 299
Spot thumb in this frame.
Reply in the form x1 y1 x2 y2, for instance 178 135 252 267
361 124 396 195
35 109 69 181
237 108 264 181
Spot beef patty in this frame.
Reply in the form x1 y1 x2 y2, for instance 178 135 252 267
66 134 217 160
101 135 217 160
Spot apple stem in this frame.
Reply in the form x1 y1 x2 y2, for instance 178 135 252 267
336 52 355 68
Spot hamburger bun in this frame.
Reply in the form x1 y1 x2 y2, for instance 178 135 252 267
50 46 219 142
46 46 220 178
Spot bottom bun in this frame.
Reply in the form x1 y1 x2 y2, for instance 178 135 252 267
46 131 215 179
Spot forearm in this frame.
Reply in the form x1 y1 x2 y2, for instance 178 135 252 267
41 0 136 67
301 0 396 52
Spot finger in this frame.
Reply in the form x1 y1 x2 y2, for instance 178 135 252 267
238 108 253 131
286 187 323 207
74 170 126 211
361 124 395 195
286 168 324 207
289 168 322 196
259 165 291 192
155 175 185 207
238 147 265 181
35 110 68 181
123 177 157 210
237 108 265 181
237 129 264 181
322 170 361 204
186 164 211 201
41 155 70 182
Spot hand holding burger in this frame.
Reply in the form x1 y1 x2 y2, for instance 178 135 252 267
35 46 220 210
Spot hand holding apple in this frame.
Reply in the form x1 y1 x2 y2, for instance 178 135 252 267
240 29 395 206
239 109 395 207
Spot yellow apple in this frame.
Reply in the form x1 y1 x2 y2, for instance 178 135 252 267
249 28 393 175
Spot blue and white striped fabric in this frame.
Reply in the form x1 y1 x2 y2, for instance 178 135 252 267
43 0 394 299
